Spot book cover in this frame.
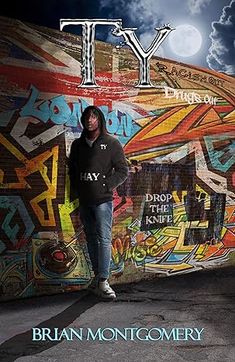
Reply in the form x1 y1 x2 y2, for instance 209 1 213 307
0 1 234 361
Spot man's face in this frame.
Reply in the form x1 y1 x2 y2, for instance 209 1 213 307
84 113 99 131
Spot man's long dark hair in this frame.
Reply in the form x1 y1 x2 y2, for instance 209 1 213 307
80 106 107 137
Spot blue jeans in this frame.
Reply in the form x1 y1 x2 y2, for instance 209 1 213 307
79 201 113 279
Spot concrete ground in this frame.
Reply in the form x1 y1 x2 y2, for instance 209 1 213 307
0 266 234 362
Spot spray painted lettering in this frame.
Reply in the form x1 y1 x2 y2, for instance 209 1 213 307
20 85 132 136
164 86 218 105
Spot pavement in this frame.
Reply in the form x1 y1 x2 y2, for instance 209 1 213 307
0 265 234 362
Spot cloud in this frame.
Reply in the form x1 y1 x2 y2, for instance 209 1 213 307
99 0 166 52
207 0 235 75
99 0 131 14
126 0 162 27
99 0 174 44
100 0 211 63
187 0 212 15
99 0 171 29
100 0 212 26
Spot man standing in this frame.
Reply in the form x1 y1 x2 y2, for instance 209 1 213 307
68 106 128 299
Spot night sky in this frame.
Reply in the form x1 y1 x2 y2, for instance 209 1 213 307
0 0 234 75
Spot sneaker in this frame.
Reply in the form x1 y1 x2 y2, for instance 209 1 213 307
98 279 116 299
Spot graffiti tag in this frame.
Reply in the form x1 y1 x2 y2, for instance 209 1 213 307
164 86 218 105
20 85 133 137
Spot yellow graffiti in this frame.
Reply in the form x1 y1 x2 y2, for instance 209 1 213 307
16 146 59 226
58 170 79 238
0 134 28 188
0 134 59 226
141 105 196 139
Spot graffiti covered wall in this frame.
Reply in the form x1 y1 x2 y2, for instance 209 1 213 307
0 16 235 301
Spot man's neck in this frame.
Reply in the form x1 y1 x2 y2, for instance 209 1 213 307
86 129 101 141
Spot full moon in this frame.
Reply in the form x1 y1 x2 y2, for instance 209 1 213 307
169 24 202 57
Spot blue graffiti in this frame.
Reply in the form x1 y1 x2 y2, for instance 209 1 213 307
20 85 133 137
66 99 89 127
0 196 35 251
204 135 235 172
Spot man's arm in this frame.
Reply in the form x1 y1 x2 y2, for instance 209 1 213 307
105 139 128 192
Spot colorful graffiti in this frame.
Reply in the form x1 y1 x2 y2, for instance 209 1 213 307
0 16 235 301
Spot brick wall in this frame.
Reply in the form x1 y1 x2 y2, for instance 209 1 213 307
0 16 235 301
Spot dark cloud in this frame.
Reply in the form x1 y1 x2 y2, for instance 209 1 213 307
207 0 235 75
